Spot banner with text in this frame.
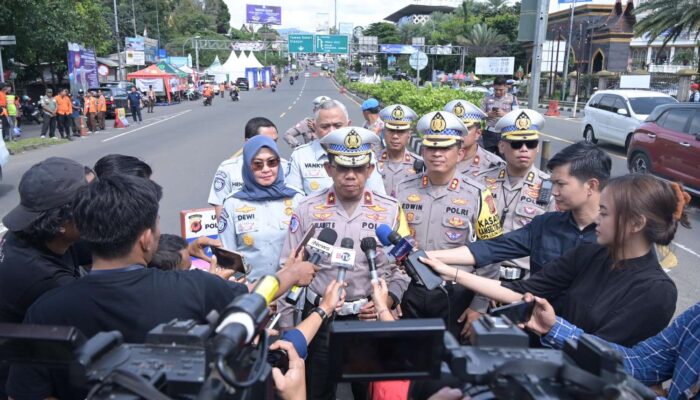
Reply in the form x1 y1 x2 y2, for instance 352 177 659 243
67 42 99 95
246 4 282 25
475 57 515 75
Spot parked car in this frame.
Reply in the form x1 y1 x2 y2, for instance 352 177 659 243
101 81 135 92
91 86 130 118
236 78 249 91
627 103 700 196
582 89 677 149
346 71 360 82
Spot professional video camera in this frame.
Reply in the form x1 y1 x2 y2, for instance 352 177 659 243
0 276 287 400
329 315 657 400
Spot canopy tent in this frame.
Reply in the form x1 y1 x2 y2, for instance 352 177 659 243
156 61 188 78
127 64 176 103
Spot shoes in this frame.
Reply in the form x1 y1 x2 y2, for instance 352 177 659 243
40 135 46 138
67 136 73 141
51 136 58 140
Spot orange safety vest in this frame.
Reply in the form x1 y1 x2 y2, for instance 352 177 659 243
97 95 107 112
85 97 97 113
55 95 73 115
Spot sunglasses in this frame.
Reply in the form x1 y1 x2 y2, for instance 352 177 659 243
331 163 369 174
251 158 280 171
508 140 539 150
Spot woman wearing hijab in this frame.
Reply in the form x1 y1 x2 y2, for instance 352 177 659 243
218 136 304 281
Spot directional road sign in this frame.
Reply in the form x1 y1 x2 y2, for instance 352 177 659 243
409 51 429 71
315 35 349 54
287 34 315 53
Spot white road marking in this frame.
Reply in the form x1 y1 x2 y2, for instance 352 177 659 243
280 112 286 118
675 242 700 259
102 110 192 142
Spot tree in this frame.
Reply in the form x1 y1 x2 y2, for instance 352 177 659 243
484 13 520 42
363 22 400 43
635 0 700 70
486 0 508 12
457 23 508 57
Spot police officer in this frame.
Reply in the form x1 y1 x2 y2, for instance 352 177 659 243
376 104 421 196
444 99 504 180
285 99 387 196
283 95 330 148
482 109 557 281
396 111 503 340
278 126 410 400
481 77 519 154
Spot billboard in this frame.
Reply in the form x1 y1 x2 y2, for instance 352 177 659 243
126 51 145 66
475 57 515 75
541 40 567 72
125 36 144 51
67 42 99 95
144 37 158 63
338 22 353 35
246 4 282 25
316 13 330 34
125 37 145 65
380 44 418 54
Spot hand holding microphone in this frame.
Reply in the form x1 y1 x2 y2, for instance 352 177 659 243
360 237 379 283
375 224 443 290
285 228 338 305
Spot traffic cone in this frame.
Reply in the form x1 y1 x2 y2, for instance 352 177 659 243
79 116 89 136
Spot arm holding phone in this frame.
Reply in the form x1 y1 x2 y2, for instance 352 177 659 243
293 280 346 344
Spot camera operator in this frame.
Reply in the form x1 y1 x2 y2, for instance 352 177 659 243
269 340 307 400
6 175 316 400
420 173 687 347
427 141 610 277
523 293 698 400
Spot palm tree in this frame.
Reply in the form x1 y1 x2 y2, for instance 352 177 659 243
486 0 508 11
634 0 700 70
457 23 509 57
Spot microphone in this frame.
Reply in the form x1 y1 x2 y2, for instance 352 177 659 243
285 228 338 305
375 224 443 290
332 238 355 284
360 237 378 282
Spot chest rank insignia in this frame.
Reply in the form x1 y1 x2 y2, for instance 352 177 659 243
364 192 373 205
527 183 541 199
430 112 447 132
391 106 405 120
407 194 421 203
473 155 480 165
326 192 336 205
452 198 468 206
366 213 386 222
515 112 532 130
313 212 333 220
235 205 256 213
526 172 535 183
448 217 465 227
445 231 464 241
344 129 362 149
368 204 387 213
498 169 506 179
453 102 465 118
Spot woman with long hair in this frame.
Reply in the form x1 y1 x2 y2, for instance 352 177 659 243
421 174 691 346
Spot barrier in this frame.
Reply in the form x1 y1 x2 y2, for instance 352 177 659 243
545 100 560 116
114 108 129 128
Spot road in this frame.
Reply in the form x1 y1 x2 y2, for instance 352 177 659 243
0 71 698 314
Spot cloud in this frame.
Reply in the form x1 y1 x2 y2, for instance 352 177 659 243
223 0 413 32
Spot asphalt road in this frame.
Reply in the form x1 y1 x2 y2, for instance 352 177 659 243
0 71 697 314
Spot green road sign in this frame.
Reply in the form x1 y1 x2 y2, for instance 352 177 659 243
288 34 314 53
315 35 349 54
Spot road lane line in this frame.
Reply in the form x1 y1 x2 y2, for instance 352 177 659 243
675 242 700 259
102 110 192 142
280 112 286 118
288 106 293 110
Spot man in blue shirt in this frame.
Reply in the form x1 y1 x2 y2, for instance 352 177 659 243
427 141 611 276
126 86 143 123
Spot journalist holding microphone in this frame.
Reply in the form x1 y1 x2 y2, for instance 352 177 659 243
421 174 688 347
218 135 304 281
277 127 410 400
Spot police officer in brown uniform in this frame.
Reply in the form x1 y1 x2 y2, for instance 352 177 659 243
277 126 410 400
481 77 519 154
395 111 503 340
283 95 330 149
482 109 557 280
444 99 505 180
375 104 421 196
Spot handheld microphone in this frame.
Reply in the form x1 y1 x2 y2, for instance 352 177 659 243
360 237 378 282
332 238 355 284
285 228 338 304
375 224 443 290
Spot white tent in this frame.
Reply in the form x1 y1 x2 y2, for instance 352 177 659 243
242 51 264 69
204 55 229 82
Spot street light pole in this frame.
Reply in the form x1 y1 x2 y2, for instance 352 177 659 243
113 0 123 81
528 0 550 110
561 0 576 101
194 37 200 72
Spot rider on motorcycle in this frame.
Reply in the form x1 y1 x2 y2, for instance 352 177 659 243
203 85 214 105
229 84 240 101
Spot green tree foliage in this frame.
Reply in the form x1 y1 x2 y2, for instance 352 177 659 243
363 22 401 43
457 23 509 57
635 0 700 68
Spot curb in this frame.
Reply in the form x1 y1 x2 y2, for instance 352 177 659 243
7 139 70 155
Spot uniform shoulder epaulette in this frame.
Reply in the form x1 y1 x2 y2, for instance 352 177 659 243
396 173 423 190
297 187 329 206
461 174 487 191
291 141 313 153
410 152 423 161
218 156 242 168
371 190 400 205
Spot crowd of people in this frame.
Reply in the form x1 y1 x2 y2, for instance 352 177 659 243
0 77 697 400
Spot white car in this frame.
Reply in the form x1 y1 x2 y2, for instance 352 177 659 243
582 90 677 149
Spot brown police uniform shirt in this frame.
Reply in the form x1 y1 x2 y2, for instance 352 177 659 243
480 165 557 273
277 188 410 328
376 148 422 197
284 118 316 148
458 145 505 181
395 174 503 312
481 93 518 131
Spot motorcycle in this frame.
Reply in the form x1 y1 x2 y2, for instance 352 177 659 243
185 88 200 101
203 95 213 106
289 77 294 85
230 90 239 102
20 99 43 124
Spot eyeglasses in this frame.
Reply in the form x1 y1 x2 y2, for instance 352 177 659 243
509 140 539 150
251 158 280 171
331 163 369 174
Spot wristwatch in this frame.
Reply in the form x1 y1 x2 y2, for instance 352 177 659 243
312 306 328 321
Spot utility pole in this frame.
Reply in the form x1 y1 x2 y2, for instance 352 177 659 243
561 0 576 100
195 37 200 72
131 0 137 36
528 0 550 109
334 0 338 32
155 0 161 50
113 0 123 81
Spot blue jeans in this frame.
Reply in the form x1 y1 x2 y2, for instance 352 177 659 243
131 107 142 122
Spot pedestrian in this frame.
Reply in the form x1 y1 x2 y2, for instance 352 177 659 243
83 91 97 133
375 104 421 196
481 77 519 154
277 126 410 400
283 96 330 149
0 83 10 140
219 82 225 98
69 93 82 137
54 89 73 140
361 98 384 137
39 88 57 139
96 90 106 130
444 99 505 179
218 136 304 281
395 110 503 340
688 83 700 102
5 86 19 138
127 86 143 123
146 85 155 113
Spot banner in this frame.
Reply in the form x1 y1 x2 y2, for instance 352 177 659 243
230 42 265 51
67 42 99 95
144 37 158 63
126 51 145 66
125 37 144 51
380 44 418 54
134 78 165 92
246 4 282 25
338 22 353 35
475 57 515 75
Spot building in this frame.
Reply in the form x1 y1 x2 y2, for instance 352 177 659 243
384 4 456 27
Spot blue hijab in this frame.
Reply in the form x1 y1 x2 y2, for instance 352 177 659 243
233 135 298 201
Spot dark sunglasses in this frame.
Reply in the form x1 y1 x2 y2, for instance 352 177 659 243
251 158 280 171
509 140 539 150
331 163 369 174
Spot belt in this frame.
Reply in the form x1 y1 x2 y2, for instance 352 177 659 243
306 289 368 316
499 265 527 281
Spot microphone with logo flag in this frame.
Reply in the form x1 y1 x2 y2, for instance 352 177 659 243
285 228 338 305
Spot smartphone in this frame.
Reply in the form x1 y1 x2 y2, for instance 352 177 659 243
489 300 535 324
294 226 316 258
537 180 554 205
211 246 245 272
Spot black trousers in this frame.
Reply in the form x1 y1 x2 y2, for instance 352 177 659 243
302 302 368 400
482 129 501 155
41 115 56 137
401 282 474 340
131 106 142 122
56 114 71 137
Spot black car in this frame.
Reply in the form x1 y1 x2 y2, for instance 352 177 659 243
236 78 249 91
91 86 130 118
